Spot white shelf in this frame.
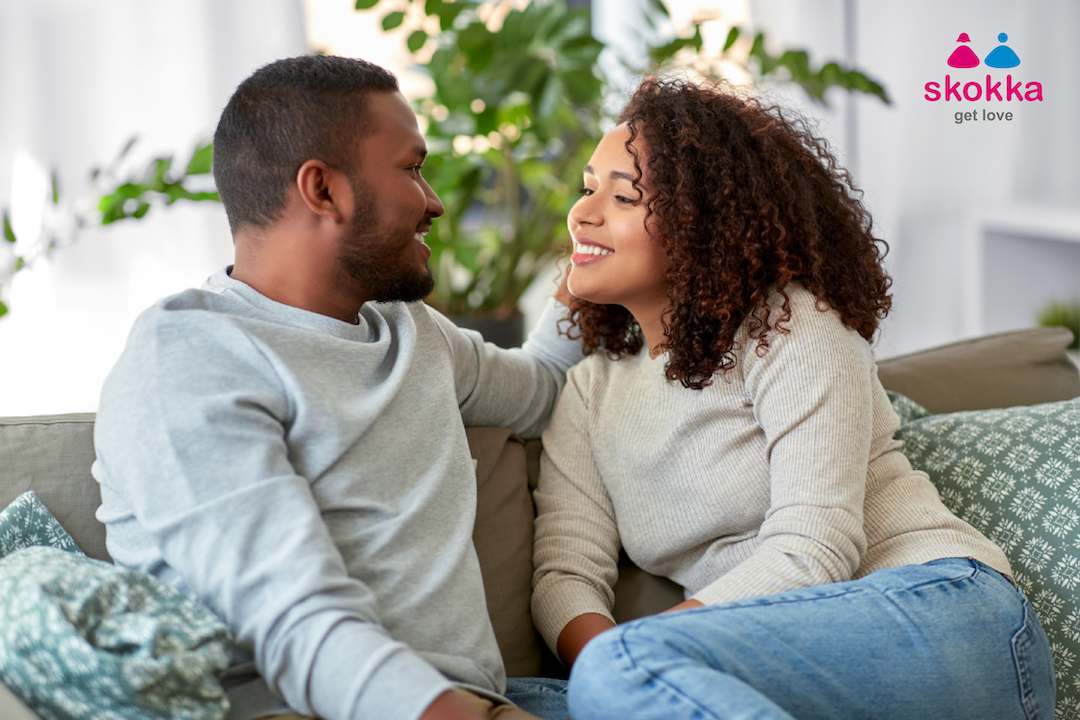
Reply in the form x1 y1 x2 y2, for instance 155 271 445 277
963 202 1080 337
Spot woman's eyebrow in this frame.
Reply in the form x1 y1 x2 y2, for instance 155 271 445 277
583 164 635 182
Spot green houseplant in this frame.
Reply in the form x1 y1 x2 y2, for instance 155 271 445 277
1 0 889 327
354 0 889 328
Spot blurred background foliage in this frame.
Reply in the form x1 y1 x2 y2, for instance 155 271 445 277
1 0 890 323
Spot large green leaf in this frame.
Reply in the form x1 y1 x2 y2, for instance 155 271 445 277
185 141 214 176
2 211 15 244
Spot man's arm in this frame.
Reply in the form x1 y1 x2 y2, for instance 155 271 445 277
429 295 585 438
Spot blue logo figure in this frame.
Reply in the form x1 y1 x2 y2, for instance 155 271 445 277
984 33 1020 68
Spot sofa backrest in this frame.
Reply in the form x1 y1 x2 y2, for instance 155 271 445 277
0 414 106 562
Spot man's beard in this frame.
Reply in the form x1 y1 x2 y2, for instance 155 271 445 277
337 179 435 304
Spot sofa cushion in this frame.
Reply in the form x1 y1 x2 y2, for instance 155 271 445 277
0 546 231 720
891 392 1080 711
467 427 543 678
0 491 82 558
0 414 108 562
876 326 1080 413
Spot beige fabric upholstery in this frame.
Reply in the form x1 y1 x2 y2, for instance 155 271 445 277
467 427 543 678
0 682 38 720
0 413 107 562
876 326 1080 414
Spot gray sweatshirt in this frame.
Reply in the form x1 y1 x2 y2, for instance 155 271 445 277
93 268 582 720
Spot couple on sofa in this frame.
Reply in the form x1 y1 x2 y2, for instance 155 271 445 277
91 55 1054 720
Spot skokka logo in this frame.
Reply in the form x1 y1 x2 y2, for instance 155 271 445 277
925 32 1043 103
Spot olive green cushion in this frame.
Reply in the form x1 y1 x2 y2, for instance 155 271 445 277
891 392 1080 712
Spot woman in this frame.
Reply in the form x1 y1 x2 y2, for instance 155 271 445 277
531 77 1054 720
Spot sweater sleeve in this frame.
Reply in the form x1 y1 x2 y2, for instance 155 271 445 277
93 310 452 720
429 298 585 438
691 290 875 606
530 362 622 654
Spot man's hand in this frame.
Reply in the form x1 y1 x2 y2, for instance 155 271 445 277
419 690 486 720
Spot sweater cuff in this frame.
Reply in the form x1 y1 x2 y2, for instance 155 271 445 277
531 578 615 656
307 626 453 720
522 298 585 373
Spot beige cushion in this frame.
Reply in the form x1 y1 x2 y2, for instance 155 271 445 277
466 427 543 678
876 326 1080 413
0 414 108 562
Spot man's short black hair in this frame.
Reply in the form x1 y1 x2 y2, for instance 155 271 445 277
213 55 399 233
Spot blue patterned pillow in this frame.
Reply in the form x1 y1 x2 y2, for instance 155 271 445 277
0 491 81 559
0 493 233 720
890 393 1080 714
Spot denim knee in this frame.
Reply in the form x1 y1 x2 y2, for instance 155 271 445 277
567 625 634 719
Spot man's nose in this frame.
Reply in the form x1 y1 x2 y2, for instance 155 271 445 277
425 182 444 219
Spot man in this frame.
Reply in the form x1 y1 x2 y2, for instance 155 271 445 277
92 55 578 720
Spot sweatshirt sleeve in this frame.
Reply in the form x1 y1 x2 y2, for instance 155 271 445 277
530 362 622 654
691 290 875 606
429 298 585 438
93 309 452 720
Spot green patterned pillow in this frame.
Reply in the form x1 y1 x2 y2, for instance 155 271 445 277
890 393 1080 714
0 545 232 720
0 491 82 559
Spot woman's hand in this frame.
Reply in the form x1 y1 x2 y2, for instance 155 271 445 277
663 598 704 613
556 613 617 668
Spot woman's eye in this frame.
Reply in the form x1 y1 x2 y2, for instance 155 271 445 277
578 187 594 196
615 195 636 204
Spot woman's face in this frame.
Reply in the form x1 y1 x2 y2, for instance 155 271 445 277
566 125 669 317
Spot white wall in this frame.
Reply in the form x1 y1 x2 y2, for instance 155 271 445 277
0 0 308 415
748 0 1080 357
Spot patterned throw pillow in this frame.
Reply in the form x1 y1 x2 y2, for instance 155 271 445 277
0 493 233 720
890 393 1080 716
0 491 82 559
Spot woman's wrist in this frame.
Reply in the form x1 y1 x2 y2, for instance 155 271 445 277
556 613 617 668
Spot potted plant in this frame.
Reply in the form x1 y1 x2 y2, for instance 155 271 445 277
2 0 889 335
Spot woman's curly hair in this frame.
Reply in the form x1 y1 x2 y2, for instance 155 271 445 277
564 76 892 389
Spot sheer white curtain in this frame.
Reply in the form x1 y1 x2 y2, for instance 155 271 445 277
0 0 308 415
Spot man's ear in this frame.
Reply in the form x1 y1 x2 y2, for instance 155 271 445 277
295 159 351 224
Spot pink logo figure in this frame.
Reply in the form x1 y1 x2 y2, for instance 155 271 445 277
947 33 980 68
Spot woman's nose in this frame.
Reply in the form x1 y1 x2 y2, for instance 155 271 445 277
569 194 600 228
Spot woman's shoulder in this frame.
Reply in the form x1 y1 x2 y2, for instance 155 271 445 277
737 282 871 363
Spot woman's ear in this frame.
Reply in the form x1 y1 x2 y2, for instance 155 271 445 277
295 159 351 224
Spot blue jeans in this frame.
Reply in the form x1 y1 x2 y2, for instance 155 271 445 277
505 676 569 720
568 559 1055 720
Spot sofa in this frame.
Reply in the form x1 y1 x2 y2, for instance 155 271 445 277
1 326 1078 719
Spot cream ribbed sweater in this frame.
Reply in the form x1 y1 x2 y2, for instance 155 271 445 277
531 284 1011 651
